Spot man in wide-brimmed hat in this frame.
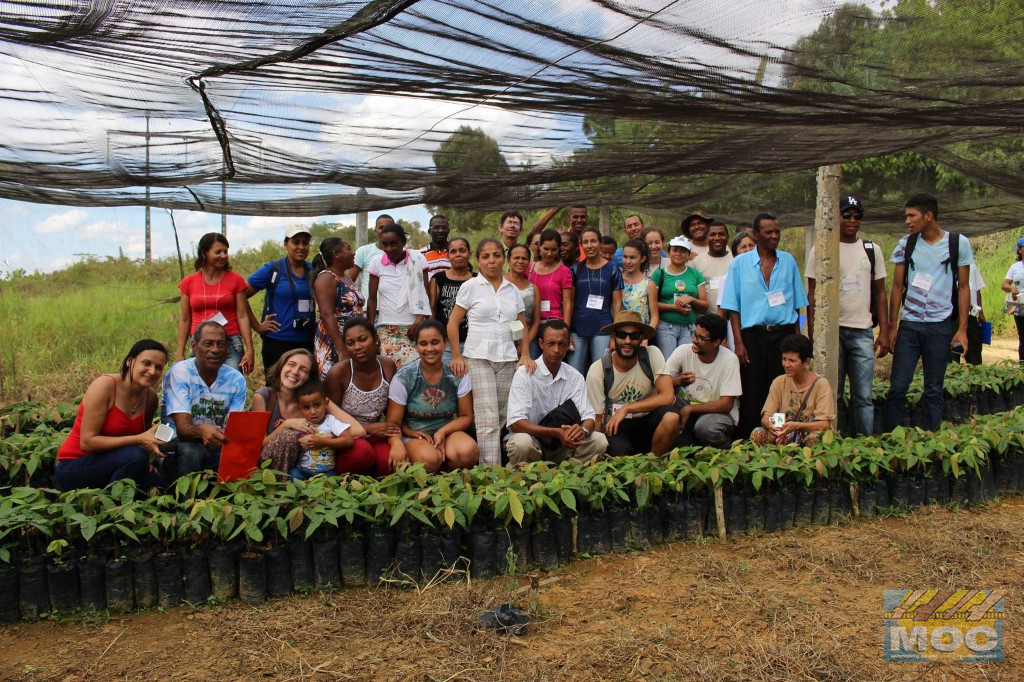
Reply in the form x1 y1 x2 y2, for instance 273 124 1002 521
584 310 680 456
681 210 713 258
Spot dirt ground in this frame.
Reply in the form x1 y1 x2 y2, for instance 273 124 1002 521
0 498 1020 682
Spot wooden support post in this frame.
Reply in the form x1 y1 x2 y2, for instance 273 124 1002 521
599 205 611 237
356 210 368 249
812 164 842 416
713 484 726 540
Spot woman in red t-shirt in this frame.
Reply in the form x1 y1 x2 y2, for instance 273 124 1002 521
175 233 254 373
56 339 169 491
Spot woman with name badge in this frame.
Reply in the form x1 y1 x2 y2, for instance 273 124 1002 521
312 237 364 378
365 223 430 369
448 239 536 467
504 243 541 353
527 228 574 355
643 227 667 271
648 236 708 359
567 227 622 374
176 233 254 372
245 226 315 374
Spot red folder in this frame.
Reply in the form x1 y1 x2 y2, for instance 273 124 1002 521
217 411 271 482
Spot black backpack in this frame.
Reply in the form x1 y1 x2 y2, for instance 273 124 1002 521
601 347 655 415
901 231 961 320
262 258 313 322
862 240 878 328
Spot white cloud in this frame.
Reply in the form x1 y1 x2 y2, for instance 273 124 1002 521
32 209 88 234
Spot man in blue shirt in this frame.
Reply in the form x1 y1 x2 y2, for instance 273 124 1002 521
161 322 248 480
883 194 973 432
720 213 808 438
612 214 646 268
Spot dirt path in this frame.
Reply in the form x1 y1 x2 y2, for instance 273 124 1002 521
1 498 1020 681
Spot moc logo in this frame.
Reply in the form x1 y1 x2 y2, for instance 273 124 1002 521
884 589 1004 662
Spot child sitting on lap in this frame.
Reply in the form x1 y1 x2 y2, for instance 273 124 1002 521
289 381 352 480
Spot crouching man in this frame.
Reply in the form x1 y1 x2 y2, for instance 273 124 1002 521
665 314 741 449
586 311 680 456
506 320 607 465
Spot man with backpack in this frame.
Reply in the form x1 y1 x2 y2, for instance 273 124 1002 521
883 194 974 432
805 195 889 436
585 311 680 456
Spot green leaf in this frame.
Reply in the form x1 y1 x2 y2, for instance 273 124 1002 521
443 506 455 529
560 488 577 512
509 493 524 526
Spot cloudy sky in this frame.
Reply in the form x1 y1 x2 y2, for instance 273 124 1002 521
0 198 433 275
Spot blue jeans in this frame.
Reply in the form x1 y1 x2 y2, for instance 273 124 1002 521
289 467 337 481
165 440 220 480
567 334 610 374
55 445 167 491
654 321 694 360
839 327 876 436
883 320 953 432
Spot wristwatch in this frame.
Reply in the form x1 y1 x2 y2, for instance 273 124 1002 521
581 426 591 437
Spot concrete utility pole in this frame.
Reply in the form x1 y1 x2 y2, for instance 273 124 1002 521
812 164 841 415
355 188 368 248
599 205 611 236
144 114 151 263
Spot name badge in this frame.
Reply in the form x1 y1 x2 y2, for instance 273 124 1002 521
540 299 552 313
708 277 722 291
611 403 634 419
766 291 786 307
586 294 605 310
297 299 312 313
911 273 934 290
840 275 862 292
206 311 229 326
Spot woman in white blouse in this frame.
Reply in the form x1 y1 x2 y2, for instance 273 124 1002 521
448 238 536 466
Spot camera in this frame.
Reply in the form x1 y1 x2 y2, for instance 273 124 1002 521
293 316 314 330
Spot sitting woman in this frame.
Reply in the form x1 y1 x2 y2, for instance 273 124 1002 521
324 316 398 477
750 334 835 446
56 339 169 491
252 348 369 475
385 321 479 474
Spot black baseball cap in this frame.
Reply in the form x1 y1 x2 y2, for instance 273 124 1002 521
839 196 864 214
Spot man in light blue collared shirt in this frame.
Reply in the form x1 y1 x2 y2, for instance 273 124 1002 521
719 213 808 438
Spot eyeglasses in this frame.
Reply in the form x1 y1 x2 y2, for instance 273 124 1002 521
614 330 643 341
691 332 713 343
841 211 863 220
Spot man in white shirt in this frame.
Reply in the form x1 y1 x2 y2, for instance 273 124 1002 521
664 314 741 448
806 195 889 436
506 320 607 465
691 221 732 314
348 213 395 299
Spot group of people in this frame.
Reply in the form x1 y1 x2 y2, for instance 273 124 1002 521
55 193 1024 493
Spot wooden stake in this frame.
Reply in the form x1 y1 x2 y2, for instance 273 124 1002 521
714 485 726 540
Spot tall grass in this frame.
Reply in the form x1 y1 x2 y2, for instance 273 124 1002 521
1 227 1021 406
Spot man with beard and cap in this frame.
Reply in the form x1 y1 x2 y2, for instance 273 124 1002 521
419 214 452 278
664 313 741 448
691 220 732 314
720 212 808 439
806 195 889 436
586 311 680 456
161 321 248 479
681 210 713 258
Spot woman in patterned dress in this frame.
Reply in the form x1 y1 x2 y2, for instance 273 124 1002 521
312 237 364 378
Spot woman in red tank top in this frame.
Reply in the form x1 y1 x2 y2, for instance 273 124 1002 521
56 340 169 491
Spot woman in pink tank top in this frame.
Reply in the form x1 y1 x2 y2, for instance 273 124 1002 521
56 340 169 491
